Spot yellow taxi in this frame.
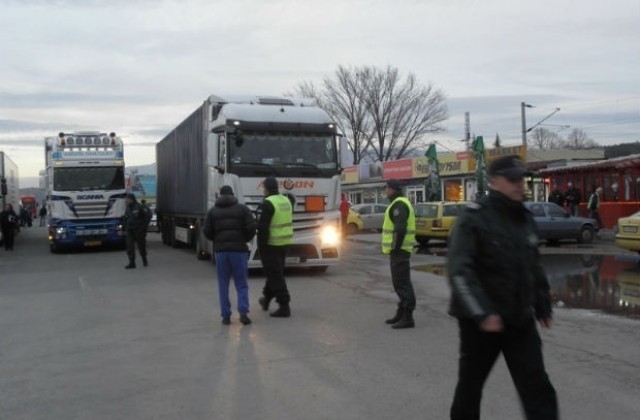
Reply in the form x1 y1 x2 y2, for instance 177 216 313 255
345 208 364 235
414 201 467 245
615 210 640 254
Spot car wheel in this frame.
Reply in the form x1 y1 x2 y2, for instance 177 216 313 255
347 223 358 235
578 226 595 244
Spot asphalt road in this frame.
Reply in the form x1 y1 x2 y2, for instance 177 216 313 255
1 227 638 419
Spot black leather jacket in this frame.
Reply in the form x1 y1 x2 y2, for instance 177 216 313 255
447 191 552 326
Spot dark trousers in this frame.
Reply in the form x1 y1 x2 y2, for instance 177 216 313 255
390 250 416 310
451 318 558 420
589 210 603 230
126 230 147 262
2 228 15 250
568 202 578 217
260 245 290 304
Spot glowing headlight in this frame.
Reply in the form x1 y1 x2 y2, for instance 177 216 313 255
320 225 339 246
56 227 67 235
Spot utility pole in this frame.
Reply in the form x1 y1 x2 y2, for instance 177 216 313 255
464 112 471 150
521 102 529 147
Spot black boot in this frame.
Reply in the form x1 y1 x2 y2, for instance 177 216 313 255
385 305 403 324
259 296 273 311
125 261 136 269
239 314 252 325
391 309 415 329
270 303 291 318
142 255 148 267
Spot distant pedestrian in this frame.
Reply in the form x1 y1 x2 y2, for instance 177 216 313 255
564 182 581 216
588 187 604 230
447 155 558 420
123 194 148 269
340 193 350 236
204 185 256 325
547 184 565 207
257 176 293 318
1 204 19 250
382 179 417 329
39 203 47 227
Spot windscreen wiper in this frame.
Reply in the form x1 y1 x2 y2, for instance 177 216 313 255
234 161 280 175
283 162 322 174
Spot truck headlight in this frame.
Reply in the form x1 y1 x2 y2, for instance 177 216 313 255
320 225 339 246
55 227 68 239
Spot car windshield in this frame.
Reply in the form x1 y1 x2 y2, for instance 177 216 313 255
53 166 125 191
229 132 338 177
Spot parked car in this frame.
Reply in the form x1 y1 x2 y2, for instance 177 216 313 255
414 201 468 245
524 202 597 244
615 210 640 254
351 203 388 232
345 208 363 235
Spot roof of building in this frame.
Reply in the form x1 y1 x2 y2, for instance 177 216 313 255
539 154 640 173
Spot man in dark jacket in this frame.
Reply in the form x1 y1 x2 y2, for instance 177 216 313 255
1 204 19 250
257 176 294 318
382 179 417 329
123 194 148 269
564 182 581 216
204 185 257 325
547 184 565 207
447 155 558 420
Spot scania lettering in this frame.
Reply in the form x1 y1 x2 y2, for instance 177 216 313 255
44 132 127 252
156 95 346 270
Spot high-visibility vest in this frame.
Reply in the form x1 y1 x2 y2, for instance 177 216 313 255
265 195 294 246
381 196 416 254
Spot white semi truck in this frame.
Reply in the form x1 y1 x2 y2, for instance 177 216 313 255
0 151 20 211
156 95 345 270
44 132 127 252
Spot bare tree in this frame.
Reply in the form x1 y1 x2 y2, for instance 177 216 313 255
529 127 562 150
293 65 447 163
494 133 501 148
293 67 372 164
565 128 599 149
363 66 448 161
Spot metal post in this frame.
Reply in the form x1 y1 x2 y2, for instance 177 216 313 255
521 101 527 147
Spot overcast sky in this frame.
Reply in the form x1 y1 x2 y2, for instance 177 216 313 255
1 0 639 187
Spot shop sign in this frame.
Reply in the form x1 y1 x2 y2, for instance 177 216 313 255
412 157 436 178
383 158 413 180
341 165 359 184
438 152 470 176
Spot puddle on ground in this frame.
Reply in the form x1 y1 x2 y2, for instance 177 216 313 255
413 255 640 319
415 243 448 257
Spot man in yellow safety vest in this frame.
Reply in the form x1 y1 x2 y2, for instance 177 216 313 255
382 179 417 329
257 176 294 317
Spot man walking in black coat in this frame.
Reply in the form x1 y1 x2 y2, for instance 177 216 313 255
448 156 558 420
123 194 149 269
204 185 257 325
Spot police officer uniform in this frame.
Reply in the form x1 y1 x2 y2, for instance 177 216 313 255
382 179 417 329
447 156 558 420
257 176 294 317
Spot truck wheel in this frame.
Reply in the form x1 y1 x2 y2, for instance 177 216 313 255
578 226 595 244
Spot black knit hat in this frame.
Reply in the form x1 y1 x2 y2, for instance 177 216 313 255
220 185 234 196
264 176 279 193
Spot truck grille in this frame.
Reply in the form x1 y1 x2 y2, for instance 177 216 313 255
73 201 108 218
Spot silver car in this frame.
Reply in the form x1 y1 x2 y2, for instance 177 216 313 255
524 202 597 244
351 203 388 232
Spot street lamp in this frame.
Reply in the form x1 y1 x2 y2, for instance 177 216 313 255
521 102 561 147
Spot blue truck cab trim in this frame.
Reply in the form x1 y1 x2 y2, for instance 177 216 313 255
48 217 125 248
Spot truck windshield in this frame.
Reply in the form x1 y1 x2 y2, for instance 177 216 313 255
53 166 125 192
229 132 338 177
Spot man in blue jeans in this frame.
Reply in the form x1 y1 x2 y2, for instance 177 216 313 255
204 186 257 325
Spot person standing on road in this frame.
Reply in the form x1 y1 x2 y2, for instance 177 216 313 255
140 199 153 235
564 182 582 216
204 185 257 325
123 194 148 269
447 155 558 420
1 204 19 251
382 179 417 329
257 176 293 318
38 203 47 227
340 193 350 237
588 187 604 231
